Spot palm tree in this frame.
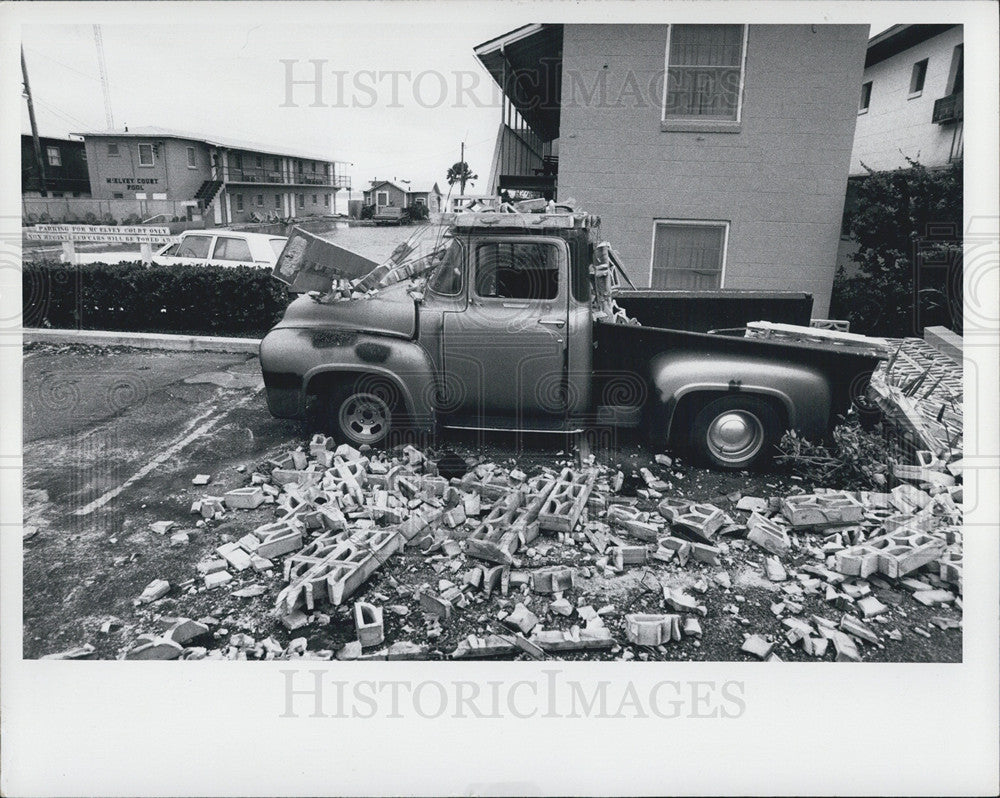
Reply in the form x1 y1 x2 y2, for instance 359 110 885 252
446 161 478 194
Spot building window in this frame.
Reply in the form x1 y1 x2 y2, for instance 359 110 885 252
235 193 244 211
650 221 727 289
376 190 389 206
324 164 330 175
257 194 264 206
297 193 304 208
234 153 243 169
255 155 263 168
311 162 317 172
274 157 281 171
187 146 196 168
663 24 747 122
415 197 426 205
107 143 119 157
323 194 330 207
46 146 61 167
275 193 282 209
909 59 928 97
138 143 155 167
112 192 124 199
859 81 872 114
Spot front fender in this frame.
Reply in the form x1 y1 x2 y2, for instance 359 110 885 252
260 327 437 427
652 351 833 438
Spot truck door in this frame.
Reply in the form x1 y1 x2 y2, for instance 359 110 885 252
441 236 569 422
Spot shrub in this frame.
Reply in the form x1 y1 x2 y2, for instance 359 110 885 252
831 158 962 337
23 261 292 337
360 204 375 220
775 419 892 491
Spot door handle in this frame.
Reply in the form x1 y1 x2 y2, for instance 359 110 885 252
502 302 529 309
538 317 565 328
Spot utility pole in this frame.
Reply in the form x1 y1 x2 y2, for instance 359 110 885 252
459 141 466 194
93 25 115 130
21 46 48 197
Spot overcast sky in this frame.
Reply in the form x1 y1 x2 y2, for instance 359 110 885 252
21 20 893 200
21 22 509 198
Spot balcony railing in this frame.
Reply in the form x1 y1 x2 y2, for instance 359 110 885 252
932 92 963 125
218 165 350 188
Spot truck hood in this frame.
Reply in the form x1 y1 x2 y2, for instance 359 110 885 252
273 281 417 339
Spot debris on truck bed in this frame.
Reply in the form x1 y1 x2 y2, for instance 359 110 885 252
869 337 963 458
106 411 964 661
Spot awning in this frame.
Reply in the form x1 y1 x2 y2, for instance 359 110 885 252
474 24 563 142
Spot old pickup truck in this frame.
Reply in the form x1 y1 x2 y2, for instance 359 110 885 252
261 211 884 469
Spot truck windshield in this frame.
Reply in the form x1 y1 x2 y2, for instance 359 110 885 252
426 238 463 295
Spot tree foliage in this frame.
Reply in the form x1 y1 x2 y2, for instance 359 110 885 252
831 158 962 337
445 161 478 191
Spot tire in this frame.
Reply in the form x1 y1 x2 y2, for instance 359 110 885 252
310 379 398 447
690 395 781 471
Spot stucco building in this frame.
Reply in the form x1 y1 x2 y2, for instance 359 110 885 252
474 23 870 316
74 126 350 225
850 24 964 175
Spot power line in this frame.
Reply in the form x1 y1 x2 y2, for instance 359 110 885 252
23 47 100 82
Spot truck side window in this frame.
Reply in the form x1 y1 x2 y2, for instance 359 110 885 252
475 242 559 300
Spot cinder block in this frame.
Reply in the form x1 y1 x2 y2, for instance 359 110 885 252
216 542 253 572
689 541 721 566
204 570 232 590
671 503 725 541
354 601 385 647
613 545 648 568
780 492 864 528
746 513 790 556
529 566 576 594
505 602 539 634
224 486 265 510
740 634 774 660
625 613 681 646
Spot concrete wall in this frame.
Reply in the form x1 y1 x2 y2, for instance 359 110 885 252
83 135 213 200
558 23 869 317
851 27 963 174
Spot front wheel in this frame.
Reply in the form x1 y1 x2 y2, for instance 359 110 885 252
309 380 398 447
690 395 781 470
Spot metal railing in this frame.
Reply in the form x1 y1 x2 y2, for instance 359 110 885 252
217 165 350 188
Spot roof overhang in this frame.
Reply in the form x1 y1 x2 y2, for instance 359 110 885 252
474 23 562 142
865 24 959 68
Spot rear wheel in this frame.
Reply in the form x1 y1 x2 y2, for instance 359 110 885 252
690 395 781 470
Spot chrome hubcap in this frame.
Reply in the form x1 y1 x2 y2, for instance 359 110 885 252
339 393 390 443
706 410 764 465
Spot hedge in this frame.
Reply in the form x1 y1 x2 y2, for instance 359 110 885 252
23 261 292 337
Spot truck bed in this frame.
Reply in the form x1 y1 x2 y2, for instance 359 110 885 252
593 319 882 421
612 289 813 333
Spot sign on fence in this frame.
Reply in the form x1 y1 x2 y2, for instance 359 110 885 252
24 224 174 244
23 224 178 265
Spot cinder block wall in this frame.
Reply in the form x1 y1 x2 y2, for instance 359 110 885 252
558 24 868 317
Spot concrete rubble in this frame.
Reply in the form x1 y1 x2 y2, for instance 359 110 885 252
103 412 962 661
